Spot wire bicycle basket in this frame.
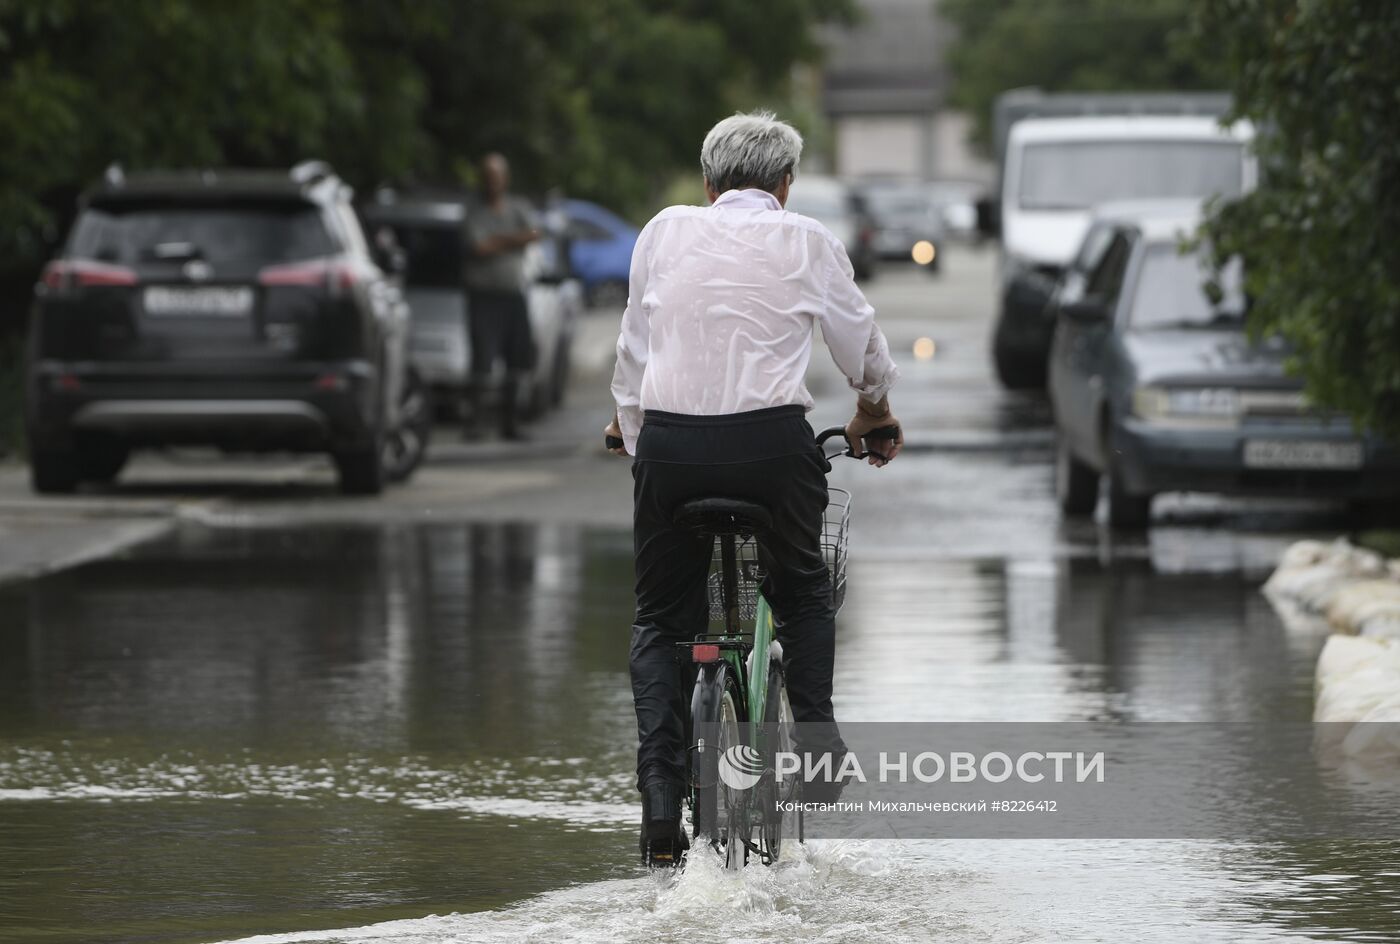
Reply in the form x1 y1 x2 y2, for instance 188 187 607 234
705 487 851 621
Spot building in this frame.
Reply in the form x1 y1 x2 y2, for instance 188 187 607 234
820 0 992 184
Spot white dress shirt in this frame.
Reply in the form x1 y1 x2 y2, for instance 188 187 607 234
610 188 899 455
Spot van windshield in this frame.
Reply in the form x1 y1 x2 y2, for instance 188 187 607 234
1018 140 1244 211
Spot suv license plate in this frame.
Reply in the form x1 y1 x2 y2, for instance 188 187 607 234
1243 439 1363 470
144 286 254 317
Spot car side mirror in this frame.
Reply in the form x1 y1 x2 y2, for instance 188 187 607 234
1061 298 1109 324
975 196 1000 240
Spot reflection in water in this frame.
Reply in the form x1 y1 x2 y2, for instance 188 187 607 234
1 523 1396 943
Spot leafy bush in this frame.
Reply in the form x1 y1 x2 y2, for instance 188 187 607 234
1192 0 1400 440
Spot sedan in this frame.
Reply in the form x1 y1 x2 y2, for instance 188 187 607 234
1048 199 1400 528
785 175 876 281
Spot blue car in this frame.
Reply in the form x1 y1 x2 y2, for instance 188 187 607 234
560 199 638 307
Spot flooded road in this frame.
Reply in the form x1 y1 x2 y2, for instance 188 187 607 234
4 514 1397 943
2 256 1396 942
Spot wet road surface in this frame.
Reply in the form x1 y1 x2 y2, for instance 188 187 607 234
3 250 1395 943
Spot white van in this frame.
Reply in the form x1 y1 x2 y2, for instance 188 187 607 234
992 115 1255 388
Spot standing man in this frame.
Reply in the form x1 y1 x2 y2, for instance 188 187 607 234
463 153 540 440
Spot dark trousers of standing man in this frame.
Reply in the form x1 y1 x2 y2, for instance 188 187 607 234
466 288 535 436
629 405 846 796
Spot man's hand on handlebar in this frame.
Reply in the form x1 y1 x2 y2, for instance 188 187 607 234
604 415 628 456
846 396 903 467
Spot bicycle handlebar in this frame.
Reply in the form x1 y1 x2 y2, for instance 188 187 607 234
815 424 901 462
606 424 901 462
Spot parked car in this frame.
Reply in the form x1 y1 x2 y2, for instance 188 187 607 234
1048 200 1400 528
856 178 947 272
557 198 638 309
359 189 581 420
785 175 877 281
25 161 426 495
925 179 983 242
987 111 1255 389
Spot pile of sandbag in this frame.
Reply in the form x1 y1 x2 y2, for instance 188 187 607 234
1264 539 1400 753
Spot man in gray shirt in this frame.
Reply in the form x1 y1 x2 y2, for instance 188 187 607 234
463 153 540 439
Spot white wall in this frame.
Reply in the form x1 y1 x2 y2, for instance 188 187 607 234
835 115 929 178
834 111 993 182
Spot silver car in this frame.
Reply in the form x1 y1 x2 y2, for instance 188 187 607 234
1048 199 1400 528
784 175 877 281
857 178 948 270
360 192 580 420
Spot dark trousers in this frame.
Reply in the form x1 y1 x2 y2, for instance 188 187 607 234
466 289 534 433
630 406 845 790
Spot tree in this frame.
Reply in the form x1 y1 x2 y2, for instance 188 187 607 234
0 0 854 328
939 0 1224 154
1192 1 1400 440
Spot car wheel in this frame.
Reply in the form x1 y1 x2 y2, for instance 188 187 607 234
75 434 130 484
381 370 432 484
1105 462 1151 530
336 374 386 496
1055 438 1098 517
992 332 1046 390
30 447 79 494
1350 499 1400 527
336 445 384 495
550 336 572 407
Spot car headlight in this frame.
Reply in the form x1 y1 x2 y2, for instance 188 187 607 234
1132 386 1241 426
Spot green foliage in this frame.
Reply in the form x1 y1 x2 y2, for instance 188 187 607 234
0 0 853 326
1192 1 1400 440
940 0 1224 153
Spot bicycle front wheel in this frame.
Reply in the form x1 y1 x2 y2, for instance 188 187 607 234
760 664 801 862
691 663 745 868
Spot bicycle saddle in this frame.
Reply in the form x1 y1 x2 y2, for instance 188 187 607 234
672 497 772 535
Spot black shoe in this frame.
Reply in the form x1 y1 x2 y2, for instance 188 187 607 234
797 748 849 804
639 782 688 868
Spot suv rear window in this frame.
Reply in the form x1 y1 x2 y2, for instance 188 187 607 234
68 201 337 266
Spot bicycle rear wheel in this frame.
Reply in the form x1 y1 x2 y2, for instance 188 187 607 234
760 664 801 863
691 663 745 868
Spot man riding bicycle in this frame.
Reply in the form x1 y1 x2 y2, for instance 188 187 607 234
605 111 903 865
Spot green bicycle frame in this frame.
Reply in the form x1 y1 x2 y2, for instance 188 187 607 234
712 591 775 743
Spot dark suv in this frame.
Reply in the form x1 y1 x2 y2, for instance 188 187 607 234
25 161 411 495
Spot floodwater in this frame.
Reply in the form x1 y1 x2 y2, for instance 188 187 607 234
3 503 1398 944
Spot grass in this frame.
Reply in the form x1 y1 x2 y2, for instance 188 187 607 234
1355 529 1400 560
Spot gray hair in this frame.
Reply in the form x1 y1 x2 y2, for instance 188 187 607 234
700 110 803 195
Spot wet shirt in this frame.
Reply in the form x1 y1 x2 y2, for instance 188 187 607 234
463 194 537 293
610 188 899 455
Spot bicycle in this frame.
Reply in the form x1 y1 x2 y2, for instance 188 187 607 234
611 423 898 869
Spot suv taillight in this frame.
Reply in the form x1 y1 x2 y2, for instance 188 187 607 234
41 260 139 293
258 259 358 297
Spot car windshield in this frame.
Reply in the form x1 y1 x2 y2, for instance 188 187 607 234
70 202 336 265
1018 140 1244 211
1129 244 1246 331
863 187 933 218
381 222 462 288
786 189 848 221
